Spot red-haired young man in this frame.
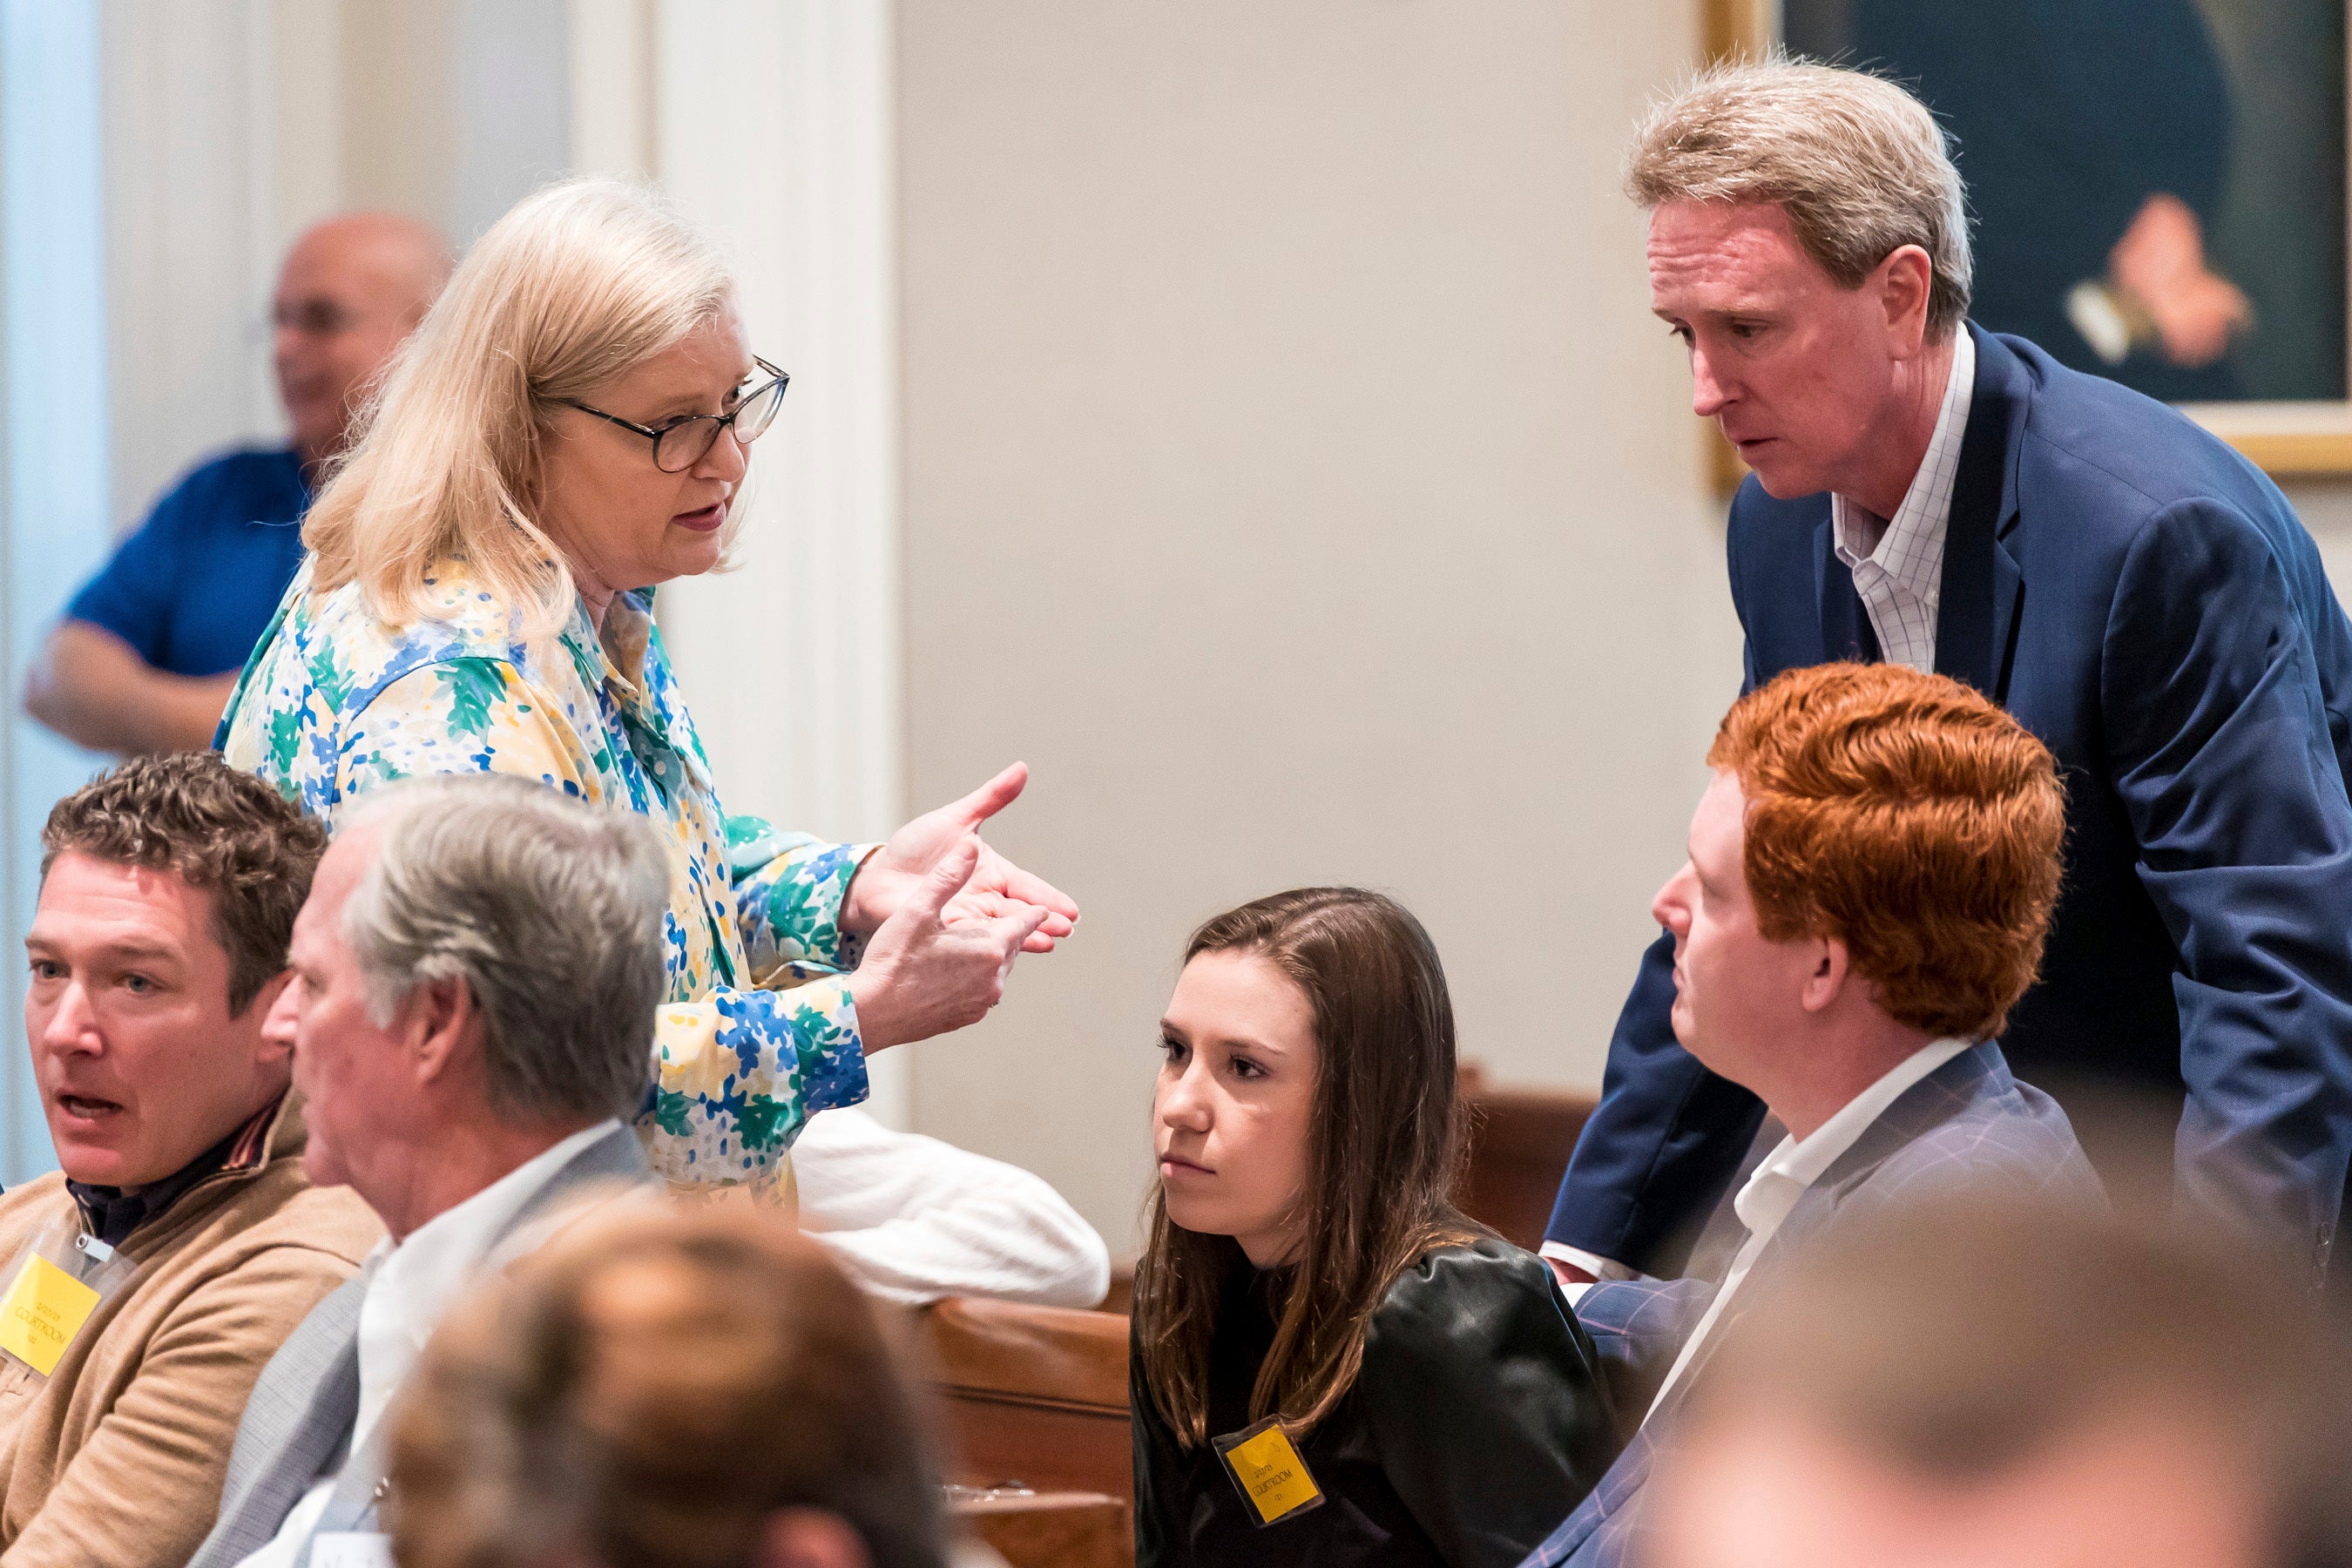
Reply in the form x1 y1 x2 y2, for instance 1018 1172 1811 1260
1522 663 2101 1568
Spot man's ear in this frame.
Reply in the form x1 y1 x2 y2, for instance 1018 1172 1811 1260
752 1510 871 1568
1798 935 1852 1015
244 970 297 1064
1876 243 1935 359
404 975 480 1087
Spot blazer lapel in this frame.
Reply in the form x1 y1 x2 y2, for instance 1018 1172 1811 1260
494 1122 652 1247
297 1125 654 1559
188 1273 370 1568
1815 517 1881 664
1936 326 2029 702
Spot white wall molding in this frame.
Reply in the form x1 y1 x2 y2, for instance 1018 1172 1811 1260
102 0 287 528
2 0 113 1179
571 0 910 1125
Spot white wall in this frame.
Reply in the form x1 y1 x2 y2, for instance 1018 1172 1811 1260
565 0 911 1124
99 0 574 536
2287 480 2352 589
893 1 1736 1254
1 1 114 1181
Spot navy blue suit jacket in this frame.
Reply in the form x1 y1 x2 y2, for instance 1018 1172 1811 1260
1522 1042 2101 1567
1547 327 2352 1278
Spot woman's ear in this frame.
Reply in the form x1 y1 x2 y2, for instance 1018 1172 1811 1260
751 1510 871 1568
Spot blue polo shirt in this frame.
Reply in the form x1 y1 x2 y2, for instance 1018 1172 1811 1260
66 446 311 678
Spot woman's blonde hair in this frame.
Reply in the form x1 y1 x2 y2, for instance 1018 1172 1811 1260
302 178 735 640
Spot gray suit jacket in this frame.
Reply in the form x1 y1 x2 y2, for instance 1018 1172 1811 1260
1517 1041 2103 1568
185 1123 651 1568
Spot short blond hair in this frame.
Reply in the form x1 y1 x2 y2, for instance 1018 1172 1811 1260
302 179 736 640
1627 58 1972 337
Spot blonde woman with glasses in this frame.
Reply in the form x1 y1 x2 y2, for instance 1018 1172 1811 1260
218 179 1077 1193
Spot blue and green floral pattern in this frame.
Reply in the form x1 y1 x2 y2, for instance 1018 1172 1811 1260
218 558 875 1191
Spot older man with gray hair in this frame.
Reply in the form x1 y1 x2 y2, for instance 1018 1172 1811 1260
1543 57 2352 1305
186 774 670 1568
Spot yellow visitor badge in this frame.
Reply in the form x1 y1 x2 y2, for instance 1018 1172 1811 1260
1213 1416 1326 1527
0 1254 103 1375
0 1220 133 1378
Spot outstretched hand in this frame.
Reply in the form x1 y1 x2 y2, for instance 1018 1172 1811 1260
849 836 1051 1051
843 762 1079 955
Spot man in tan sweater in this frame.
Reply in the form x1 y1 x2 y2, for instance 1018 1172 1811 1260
0 753 380 1568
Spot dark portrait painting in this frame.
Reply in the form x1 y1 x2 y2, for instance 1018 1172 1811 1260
1784 0 2348 404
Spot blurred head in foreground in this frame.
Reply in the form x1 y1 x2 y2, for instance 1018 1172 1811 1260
389 1203 947 1568
1646 1193 2352 1568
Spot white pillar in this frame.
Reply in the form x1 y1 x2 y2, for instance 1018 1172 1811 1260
569 0 910 1126
0 0 114 1180
101 0 289 526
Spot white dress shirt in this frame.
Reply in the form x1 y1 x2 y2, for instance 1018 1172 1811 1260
1829 328 1976 674
794 1107 1111 1308
233 1119 626 1568
1639 1038 1970 1422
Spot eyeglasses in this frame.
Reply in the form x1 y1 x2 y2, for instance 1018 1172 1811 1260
561 357 790 473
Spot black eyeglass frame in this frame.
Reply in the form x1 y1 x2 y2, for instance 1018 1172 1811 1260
561 356 791 473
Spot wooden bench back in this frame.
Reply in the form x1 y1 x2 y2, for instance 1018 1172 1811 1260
918 1296 1134 1504
1457 1065 1598 1252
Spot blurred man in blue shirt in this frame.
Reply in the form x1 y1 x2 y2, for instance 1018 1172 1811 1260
24 213 448 754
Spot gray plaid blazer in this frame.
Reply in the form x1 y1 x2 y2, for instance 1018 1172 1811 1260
1517 1041 2102 1568
184 1122 651 1568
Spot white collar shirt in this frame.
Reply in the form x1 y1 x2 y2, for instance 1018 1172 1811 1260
1829 328 1976 674
232 1118 625 1568
1643 1037 1972 1423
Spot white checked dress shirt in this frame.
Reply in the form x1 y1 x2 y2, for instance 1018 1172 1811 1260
1829 328 1976 674
1642 1037 1971 1421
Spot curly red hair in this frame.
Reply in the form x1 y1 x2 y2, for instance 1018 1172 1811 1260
1708 663 2065 1041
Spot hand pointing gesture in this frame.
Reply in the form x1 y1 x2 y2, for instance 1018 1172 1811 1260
849 836 1051 1051
842 761 1079 955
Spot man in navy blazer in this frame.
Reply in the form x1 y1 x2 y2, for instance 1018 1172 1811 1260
1522 660 2102 1567
1544 59 2352 1293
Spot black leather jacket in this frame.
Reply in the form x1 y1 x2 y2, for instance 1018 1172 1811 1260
1132 1237 1617 1568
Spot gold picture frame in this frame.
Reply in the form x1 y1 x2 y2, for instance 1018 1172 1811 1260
1697 0 2352 490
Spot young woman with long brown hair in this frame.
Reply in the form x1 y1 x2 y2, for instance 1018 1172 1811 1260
1132 888 1614 1566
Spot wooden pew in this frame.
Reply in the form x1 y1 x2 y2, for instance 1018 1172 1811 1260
917 1296 1135 1567
953 1488 1127 1568
918 1295 1134 1498
1455 1064 1598 1253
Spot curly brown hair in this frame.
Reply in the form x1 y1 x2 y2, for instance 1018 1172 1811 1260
41 753 328 1015
1707 664 2066 1041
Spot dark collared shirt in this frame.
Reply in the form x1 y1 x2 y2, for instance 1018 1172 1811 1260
66 1095 284 1248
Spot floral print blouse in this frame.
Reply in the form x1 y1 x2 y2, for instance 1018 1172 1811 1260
217 558 875 1192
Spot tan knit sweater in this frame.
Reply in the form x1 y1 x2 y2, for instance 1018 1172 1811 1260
0 1094 381 1568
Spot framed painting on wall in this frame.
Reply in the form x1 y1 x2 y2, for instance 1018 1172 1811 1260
1702 0 2352 481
